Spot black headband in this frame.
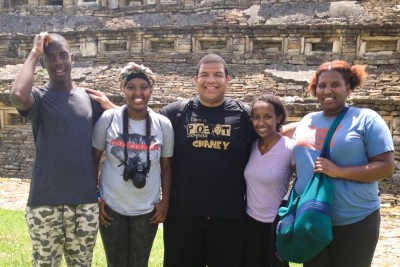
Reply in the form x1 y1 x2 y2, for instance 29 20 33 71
125 73 151 87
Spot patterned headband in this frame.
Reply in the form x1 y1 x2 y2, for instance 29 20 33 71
119 62 156 88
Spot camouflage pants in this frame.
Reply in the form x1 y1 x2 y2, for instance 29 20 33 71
26 203 99 267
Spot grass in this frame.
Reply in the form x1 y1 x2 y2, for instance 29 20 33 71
0 208 163 267
0 208 301 267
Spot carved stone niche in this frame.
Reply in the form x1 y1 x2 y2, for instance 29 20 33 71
159 0 179 4
69 44 82 57
80 38 98 57
126 0 143 6
143 38 178 53
45 0 63 5
246 37 287 54
303 37 342 56
17 45 32 59
11 0 28 5
358 36 400 58
139 0 180 5
107 0 118 8
192 37 232 53
98 40 129 55
0 108 27 129
77 0 98 5
139 0 179 4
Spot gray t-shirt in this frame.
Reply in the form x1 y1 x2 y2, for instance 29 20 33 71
92 107 174 216
20 86 103 206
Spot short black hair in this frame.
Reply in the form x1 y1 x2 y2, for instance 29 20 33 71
195 54 229 77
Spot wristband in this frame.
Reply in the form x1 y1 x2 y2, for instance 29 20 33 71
97 187 103 203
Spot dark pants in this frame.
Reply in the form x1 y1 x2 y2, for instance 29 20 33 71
163 214 245 267
304 209 380 267
100 205 158 267
245 214 289 267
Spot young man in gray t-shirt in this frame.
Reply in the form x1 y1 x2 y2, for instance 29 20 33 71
10 32 114 266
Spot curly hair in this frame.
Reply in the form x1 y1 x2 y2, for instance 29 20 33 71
119 62 156 89
307 60 367 97
251 94 287 131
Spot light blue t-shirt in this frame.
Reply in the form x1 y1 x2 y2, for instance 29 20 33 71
293 107 394 225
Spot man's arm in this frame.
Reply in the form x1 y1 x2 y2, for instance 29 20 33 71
92 147 113 226
10 32 52 111
92 147 103 185
159 100 184 127
85 88 119 110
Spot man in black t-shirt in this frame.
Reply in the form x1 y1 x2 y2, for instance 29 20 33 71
160 54 252 267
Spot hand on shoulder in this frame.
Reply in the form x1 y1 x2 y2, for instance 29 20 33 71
85 88 118 110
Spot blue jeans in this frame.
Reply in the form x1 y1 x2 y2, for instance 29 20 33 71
100 205 157 267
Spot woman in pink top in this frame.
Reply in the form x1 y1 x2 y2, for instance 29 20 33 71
244 94 295 267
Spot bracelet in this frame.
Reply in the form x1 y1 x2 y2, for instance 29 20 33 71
97 187 103 203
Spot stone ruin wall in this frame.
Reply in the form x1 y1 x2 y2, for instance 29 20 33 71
0 0 399 194
1 0 399 18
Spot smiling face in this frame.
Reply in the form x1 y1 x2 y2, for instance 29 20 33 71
123 78 152 119
194 62 230 107
42 38 73 89
316 70 349 117
251 100 282 139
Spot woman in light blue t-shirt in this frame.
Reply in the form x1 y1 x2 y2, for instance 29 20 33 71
293 61 395 267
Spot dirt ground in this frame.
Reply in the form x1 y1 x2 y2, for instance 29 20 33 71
0 177 399 267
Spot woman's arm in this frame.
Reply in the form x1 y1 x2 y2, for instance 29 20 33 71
150 157 172 224
281 122 298 138
314 151 395 182
160 157 172 209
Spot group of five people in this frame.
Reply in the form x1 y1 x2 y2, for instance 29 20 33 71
10 31 394 267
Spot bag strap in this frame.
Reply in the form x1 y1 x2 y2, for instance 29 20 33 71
173 97 251 130
174 96 195 129
120 106 151 174
319 107 349 159
279 107 349 216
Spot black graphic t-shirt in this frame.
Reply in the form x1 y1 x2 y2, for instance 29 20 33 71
160 97 251 218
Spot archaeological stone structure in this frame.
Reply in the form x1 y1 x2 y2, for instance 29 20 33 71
0 0 399 194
